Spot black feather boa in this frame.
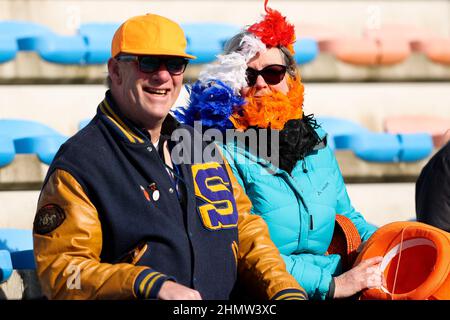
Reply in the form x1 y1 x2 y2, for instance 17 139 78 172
249 114 321 174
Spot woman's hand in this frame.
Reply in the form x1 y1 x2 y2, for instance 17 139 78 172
333 256 384 299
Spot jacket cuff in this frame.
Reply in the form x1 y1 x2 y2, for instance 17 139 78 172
271 288 308 300
133 269 175 299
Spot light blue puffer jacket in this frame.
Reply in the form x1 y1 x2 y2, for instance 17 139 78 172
221 127 377 300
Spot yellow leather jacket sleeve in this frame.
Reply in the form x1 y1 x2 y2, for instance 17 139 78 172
223 157 308 300
34 169 149 300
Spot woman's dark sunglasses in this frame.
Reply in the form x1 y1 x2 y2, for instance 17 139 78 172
246 64 287 87
116 55 189 75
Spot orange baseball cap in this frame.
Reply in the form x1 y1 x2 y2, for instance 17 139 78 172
111 13 196 59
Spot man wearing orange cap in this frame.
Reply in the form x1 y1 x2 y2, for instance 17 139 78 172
32 13 307 300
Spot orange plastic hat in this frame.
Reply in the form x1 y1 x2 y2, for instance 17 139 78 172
111 13 196 59
354 221 450 300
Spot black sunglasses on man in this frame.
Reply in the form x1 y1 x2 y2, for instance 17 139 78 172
116 55 189 75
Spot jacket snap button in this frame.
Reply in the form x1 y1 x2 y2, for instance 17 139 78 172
169 188 174 193
147 146 152 152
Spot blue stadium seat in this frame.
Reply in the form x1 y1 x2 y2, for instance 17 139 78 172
0 250 13 283
347 132 432 162
294 38 319 64
14 135 67 165
0 119 67 165
35 33 87 65
346 132 402 162
0 35 18 63
0 136 15 168
0 229 33 252
0 21 49 63
0 21 50 51
317 116 432 162
181 23 241 64
0 229 35 283
317 116 369 149
0 21 87 65
79 23 120 64
0 119 61 137
398 133 434 162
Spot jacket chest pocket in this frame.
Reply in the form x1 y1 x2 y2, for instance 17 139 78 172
303 169 337 208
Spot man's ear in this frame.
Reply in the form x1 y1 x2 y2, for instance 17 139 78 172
108 58 122 85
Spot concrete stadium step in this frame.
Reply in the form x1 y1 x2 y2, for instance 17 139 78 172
0 155 48 191
1 83 449 137
0 189 40 229
346 183 416 227
299 53 450 81
335 150 433 183
0 269 42 300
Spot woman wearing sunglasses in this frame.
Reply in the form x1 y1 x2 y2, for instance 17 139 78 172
176 1 383 300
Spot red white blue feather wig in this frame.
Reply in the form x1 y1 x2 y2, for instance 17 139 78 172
174 0 303 131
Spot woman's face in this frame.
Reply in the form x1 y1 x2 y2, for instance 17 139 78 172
241 47 289 97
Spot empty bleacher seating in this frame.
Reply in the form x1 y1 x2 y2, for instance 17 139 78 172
317 116 433 162
0 250 13 283
0 21 441 68
365 24 450 65
181 23 241 64
0 20 321 68
0 228 33 253
1 18 450 82
0 36 16 63
293 38 319 64
0 21 87 65
0 228 34 283
297 23 411 66
0 228 41 299
36 33 87 65
384 115 450 148
0 119 67 165
79 23 120 64
0 136 15 168
0 21 49 63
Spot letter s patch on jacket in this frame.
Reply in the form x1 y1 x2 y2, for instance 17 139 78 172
191 162 238 230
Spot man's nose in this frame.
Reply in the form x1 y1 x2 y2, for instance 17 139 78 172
150 64 172 82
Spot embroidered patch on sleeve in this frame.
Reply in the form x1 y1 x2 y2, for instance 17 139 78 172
33 204 66 235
